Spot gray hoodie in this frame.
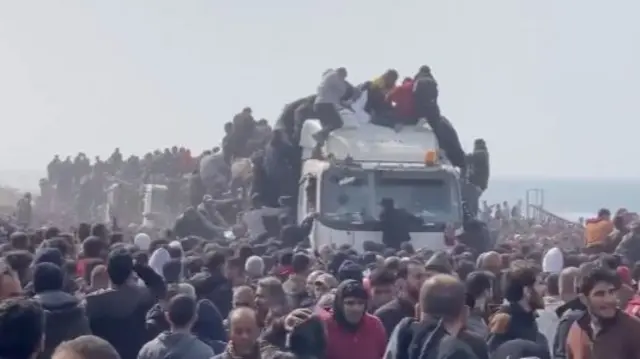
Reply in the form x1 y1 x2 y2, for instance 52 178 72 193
315 70 347 106
137 331 213 359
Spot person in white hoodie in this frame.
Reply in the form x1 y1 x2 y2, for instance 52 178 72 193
536 272 563 354
313 68 349 145
542 247 563 275
536 247 565 353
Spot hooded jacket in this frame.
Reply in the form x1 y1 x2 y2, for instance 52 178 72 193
189 269 233 319
138 331 214 359
85 264 166 359
34 290 91 359
315 70 348 106
319 280 386 359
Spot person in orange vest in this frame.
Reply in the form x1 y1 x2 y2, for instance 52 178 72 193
584 208 614 254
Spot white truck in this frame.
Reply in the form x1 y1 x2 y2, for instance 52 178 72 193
297 101 464 252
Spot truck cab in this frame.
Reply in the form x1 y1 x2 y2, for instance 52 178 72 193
298 108 463 252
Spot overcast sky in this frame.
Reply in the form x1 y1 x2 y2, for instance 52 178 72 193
0 1 637 179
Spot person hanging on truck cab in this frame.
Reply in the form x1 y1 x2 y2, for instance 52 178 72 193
466 139 490 192
312 68 349 147
377 198 423 250
276 95 315 144
413 65 467 169
263 129 296 201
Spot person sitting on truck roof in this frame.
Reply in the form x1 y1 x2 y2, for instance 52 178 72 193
313 68 350 147
386 77 417 124
359 69 398 115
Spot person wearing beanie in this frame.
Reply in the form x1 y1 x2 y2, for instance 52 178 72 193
85 248 166 359
167 241 184 259
33 248 64 267
162 259 184 284
319 280 386 359
424 251 454 276
32 263 91 359
134 233 151 251
245 255 265 280
188 251 233 319
337 260 363 283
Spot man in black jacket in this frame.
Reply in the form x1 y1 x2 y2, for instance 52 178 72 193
375 259 427 338
32 263 91 359
189 251 233 319
85 248 166 359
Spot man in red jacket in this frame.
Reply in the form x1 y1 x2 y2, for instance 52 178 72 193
386 77 416 124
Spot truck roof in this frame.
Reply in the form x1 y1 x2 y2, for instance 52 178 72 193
300 110 443 164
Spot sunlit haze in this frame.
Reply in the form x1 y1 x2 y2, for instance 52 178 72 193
0 1 637 184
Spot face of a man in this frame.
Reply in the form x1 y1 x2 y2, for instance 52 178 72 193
584 281 618 319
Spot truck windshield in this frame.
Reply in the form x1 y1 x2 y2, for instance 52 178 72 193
320 172 376 223
320 169 460 228
373 175 458 223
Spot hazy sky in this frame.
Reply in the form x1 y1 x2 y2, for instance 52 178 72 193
0 1 638 179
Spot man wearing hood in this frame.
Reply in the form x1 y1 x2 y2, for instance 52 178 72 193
319 280 386 359
85 248 166 359
32 263 91 359
139 294 214 359
189 251 233 319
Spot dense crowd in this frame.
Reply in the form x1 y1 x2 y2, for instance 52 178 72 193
1 206 640 359
3 66 640 359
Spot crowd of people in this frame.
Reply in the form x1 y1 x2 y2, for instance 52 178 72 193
2 66 640 359
1 205 640 359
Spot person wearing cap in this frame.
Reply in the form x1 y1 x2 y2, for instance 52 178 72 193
313 273 338 300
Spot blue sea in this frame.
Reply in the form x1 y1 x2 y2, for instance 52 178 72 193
482 178 640 221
